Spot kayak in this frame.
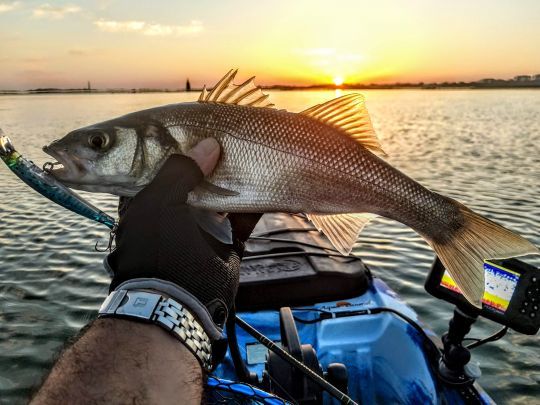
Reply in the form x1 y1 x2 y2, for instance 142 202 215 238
209 213 495 404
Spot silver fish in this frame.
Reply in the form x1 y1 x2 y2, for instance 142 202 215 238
43 69 539 307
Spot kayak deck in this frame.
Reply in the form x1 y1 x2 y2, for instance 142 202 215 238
213 214 494 404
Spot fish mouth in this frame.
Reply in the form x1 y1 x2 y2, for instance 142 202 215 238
42 145 91 183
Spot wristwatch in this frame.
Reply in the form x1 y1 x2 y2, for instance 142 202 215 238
98 289 213 372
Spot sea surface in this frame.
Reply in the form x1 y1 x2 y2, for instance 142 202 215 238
0 90 538 404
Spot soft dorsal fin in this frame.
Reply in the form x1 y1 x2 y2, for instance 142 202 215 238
301 94 385 156
198 69 275 108
307 212 376 255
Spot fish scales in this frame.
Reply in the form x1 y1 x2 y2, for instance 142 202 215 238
146 102 457 238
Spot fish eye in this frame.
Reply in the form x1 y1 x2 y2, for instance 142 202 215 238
88 132 110 150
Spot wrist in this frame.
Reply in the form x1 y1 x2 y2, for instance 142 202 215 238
104 256 232 329
99 282 217 371
110 278 225 337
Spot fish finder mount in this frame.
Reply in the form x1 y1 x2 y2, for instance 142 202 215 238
438 307 481 386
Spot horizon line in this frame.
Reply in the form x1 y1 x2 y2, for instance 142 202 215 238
2 74 540 93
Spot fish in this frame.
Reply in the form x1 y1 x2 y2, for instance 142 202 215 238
42 69 539 307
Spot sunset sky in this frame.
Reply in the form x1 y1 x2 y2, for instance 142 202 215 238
1 0 539 90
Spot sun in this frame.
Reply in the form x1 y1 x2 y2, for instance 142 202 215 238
333 76 344 86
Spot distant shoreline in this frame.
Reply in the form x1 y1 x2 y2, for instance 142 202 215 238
1 81 540 95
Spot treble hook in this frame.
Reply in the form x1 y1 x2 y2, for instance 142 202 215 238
95 223 118 253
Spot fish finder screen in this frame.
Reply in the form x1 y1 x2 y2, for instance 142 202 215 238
440 261 520 313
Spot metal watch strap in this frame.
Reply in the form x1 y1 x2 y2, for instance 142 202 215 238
98 289 212 371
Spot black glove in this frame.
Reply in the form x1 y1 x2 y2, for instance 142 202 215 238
107 154 260 330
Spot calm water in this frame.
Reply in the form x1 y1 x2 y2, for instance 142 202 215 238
0 90 538 404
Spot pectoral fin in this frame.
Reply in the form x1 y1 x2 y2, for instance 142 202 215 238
191 207 233 244
307 213 375 255
198 180 240 196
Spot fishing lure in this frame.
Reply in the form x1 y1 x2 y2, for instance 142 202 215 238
0 130 116 229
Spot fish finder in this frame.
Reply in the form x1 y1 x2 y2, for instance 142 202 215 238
425 257 540 335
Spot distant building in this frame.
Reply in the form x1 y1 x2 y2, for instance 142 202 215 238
513 75 531 82
185 78 191 92
533 74 540 81
480 78 496 84
87 81 91 91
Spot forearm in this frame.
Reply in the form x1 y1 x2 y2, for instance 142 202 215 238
32 318 203 405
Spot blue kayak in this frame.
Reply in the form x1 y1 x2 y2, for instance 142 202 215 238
208 213 496 404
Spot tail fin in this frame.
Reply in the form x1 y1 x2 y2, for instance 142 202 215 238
428 206 539 308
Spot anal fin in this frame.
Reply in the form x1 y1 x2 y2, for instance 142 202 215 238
307 213 375 255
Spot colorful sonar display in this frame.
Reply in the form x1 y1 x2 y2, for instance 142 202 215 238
440 261 520 313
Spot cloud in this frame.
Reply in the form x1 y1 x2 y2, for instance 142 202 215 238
94 19 203 37
0 1 19 13
32 4 81 19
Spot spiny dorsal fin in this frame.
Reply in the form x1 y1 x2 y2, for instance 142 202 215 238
301 94 385 156
198 69 275 108
307 212 375 255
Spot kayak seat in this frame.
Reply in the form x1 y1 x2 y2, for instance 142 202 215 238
236 214 372 311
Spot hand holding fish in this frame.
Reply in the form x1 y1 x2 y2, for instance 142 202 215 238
106 139 260 353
